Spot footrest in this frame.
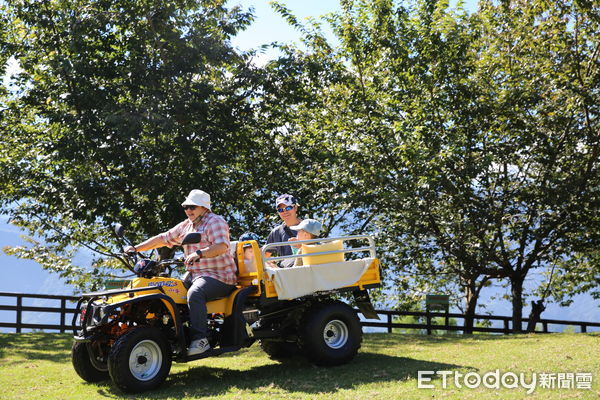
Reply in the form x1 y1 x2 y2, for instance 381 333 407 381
184 345 242 362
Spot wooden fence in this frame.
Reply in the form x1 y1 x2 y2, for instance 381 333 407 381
0 292 79 333
1 292 598 334
361 310 600 334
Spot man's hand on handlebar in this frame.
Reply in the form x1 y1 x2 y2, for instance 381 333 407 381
185 252 201 266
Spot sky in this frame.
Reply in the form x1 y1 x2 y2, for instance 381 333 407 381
228 0 478 56
1 0 598 332
228 0 342 56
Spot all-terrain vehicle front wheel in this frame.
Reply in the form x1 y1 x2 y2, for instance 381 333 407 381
299 301 362 366
107 326 172 393
72 341 110 382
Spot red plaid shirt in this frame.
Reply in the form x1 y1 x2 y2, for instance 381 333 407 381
160 212 237 285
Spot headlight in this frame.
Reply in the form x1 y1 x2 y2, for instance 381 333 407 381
87 303 105 326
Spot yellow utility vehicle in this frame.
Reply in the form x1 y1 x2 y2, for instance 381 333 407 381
71 224 381 393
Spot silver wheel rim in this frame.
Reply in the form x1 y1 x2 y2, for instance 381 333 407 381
128 339 162 381
323 319 349 349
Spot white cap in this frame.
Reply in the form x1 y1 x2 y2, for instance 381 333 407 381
181 189 211 210
275 194 297 208
290 219 322 236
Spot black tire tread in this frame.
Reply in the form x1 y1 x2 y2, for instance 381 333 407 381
71 341 109 382
108 327 171 393
259 340 300 361
299 300 362 366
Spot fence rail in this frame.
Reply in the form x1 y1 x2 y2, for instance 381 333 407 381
0 292 79 333
1 292 598 334
361 310 600 334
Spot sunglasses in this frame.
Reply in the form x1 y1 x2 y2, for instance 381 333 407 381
182 205 197 211
277 205 294 213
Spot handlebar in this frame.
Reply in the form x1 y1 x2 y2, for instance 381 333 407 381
118 252 185 277
113 224 196 278
157 258 184 266
121 252 183 264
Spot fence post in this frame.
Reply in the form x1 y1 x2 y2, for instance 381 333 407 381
59 298 67 333
503 319 509 334
16 295 22 333
581 324 587 333
387 313 392 333
426 313 432 335
543 322 548 333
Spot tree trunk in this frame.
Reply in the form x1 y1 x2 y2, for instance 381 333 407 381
526 300 546 333
463 280 478 334
511 277 524 333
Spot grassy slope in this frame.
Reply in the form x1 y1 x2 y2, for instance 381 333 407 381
0 332 598 400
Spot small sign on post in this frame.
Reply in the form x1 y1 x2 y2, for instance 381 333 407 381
425 294 450 335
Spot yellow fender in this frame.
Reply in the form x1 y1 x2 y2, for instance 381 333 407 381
206 287 246 317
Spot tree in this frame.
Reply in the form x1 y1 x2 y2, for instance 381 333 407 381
269 0 599 330
269 0 499 326
471 0 599 330
0 0 278 290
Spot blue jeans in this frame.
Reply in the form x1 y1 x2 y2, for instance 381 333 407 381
187 276 236 341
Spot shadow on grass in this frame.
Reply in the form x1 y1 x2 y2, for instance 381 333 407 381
0 333 72 364
94 352 469 398
364 332 542 349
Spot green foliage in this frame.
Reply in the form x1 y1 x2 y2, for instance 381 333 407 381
0 0 279 290
0 0 597 318
2 235 124 293
536 250 600 307
269 0 599 320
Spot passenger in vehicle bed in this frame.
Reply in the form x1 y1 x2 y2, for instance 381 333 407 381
281 218 323 268
265 194 301 258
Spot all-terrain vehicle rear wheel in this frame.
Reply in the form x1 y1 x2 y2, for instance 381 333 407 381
107 327 172 393
259 340 300 361
299 301 362 366
72 341 110 382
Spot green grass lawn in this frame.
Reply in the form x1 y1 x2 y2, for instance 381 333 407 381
0 332 598 399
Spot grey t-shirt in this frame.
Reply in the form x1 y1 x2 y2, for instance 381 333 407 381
266 223 298 257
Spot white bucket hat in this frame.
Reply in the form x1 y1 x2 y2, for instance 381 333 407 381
181 189 211 210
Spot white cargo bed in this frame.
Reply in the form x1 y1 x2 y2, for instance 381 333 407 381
264 258 374 300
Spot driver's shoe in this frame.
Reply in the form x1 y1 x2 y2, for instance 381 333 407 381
188 338 210 356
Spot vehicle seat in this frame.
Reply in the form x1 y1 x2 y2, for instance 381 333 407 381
301 240 344 265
